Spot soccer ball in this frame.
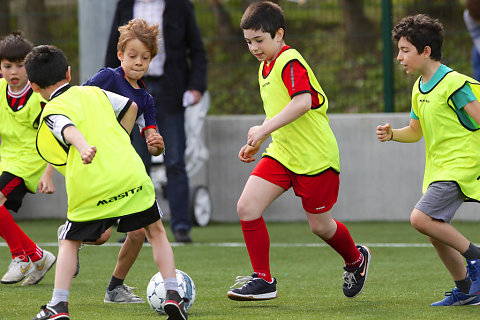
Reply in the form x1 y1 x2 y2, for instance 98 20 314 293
146 269 196 315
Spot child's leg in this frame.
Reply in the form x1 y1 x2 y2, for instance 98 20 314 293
411 208 471 254
111 228 145 280
105 228 146 299
411 182 480 260
144 220 176 280
54 239 82 291
237 175 285 281
144 220 188 318
0 204 28 259
430 237 470 289
306 212 362 269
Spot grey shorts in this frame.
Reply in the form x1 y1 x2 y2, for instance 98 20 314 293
415 181 466 223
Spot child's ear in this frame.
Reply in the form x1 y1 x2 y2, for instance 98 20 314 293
117 50 124 62
422 45 432 58
275 28 285 42
30 81 41 93
66 66 72 82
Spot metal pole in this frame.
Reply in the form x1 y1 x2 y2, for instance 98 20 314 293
382 0 394 112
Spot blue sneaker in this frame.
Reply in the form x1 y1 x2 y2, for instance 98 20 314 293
431 287 480 306
467 260 480 295
227 273 277 301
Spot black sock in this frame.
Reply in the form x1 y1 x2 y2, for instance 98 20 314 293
462 243 480 260
455 277 471 294
108 275 124 291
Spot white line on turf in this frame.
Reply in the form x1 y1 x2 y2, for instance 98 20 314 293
0 242 433 248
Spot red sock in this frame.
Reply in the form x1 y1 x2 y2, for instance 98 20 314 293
26 244 44 262
0 205 36 261
241 217 272 282
325 220 363 269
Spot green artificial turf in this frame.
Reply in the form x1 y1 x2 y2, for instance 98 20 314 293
1 220 480 319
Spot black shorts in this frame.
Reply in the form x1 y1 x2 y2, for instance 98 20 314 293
58 200 162 242
0 171 28 212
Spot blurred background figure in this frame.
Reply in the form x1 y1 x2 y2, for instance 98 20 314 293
464 0 480 80
105 0 208 243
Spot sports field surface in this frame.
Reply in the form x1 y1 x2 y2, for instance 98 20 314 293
1 219 480 319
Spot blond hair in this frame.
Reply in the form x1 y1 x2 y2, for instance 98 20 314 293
117 18 159 58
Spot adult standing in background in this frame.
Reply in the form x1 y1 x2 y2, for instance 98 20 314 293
105 0 208 243
464 0 480 81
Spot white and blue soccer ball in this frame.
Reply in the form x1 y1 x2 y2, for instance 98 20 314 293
146 269 196 315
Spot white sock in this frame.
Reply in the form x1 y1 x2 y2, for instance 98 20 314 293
49 288 69 306
164 277 178 292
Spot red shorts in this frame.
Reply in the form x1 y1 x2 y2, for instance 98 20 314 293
251 157 339 214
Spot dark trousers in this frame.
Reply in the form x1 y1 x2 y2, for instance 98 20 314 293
133 77 191 233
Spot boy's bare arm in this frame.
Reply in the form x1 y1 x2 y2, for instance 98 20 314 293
62 126 97 164
247 93 311 146
377 118 423 143
119 102 139 134
463 100 480 125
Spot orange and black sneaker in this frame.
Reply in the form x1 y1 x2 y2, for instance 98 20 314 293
342 245 371 298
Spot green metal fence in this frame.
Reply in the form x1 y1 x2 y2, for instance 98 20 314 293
194 0 473 114
0 0 474 114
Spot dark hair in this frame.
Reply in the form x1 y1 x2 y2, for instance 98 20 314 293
25 45 69 88
392 14 444 61
0 31 33 62
240 1 285 39
467 0 480 22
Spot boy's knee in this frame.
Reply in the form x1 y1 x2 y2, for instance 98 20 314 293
410 209 429 232
310 221 335 239
236 198 258 220
236 200 247 218
127 228 147 242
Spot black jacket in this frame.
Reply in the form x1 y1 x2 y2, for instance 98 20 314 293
105 0 208 113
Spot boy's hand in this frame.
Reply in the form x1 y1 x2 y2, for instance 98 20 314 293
239 144 259 163
81 146 97 164
376 123 393 142
146 132 165 155
247 125 268 147
38 176 55 194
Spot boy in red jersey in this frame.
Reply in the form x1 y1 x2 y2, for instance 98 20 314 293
0 32 56 286
227 1 371 301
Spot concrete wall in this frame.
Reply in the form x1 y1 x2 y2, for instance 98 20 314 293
78 0 117 84
22 1 476 222
19 113 479 222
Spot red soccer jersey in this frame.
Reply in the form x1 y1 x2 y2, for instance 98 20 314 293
262 46 320 108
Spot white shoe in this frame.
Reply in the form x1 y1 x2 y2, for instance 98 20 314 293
1 255 34 284
22 250 56 286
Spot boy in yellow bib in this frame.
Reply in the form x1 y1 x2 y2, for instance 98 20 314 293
227 1 371 302
26 45 187 320
377 14 480 306
0 32 56 287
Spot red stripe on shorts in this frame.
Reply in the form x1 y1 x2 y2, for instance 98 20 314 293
1 176 22 197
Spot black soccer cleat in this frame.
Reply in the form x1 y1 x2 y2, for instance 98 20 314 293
163 290 188 320
227 273 278 301
342 245 371 298
32 302 69 320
